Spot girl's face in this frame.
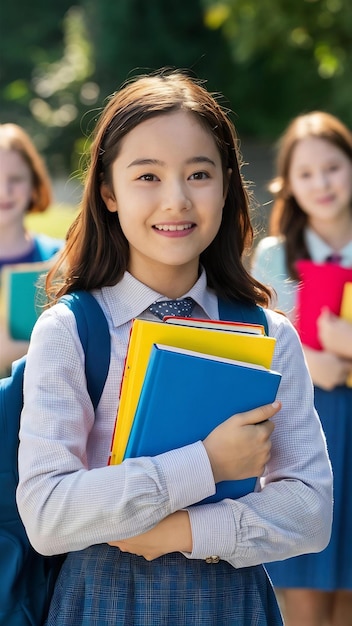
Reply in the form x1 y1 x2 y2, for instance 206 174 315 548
288 136 352 226
0 149 33 227
101 111 228 293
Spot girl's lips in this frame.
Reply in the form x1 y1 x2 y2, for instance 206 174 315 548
316 195 335 204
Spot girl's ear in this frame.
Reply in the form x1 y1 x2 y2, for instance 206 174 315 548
100 182 118 213
223 168 232 199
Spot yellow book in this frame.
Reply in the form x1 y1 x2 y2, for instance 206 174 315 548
109 318 276 465
340 282 352 387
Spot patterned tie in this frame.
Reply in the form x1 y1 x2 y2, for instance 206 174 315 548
148 297 195 320
326 253 342 264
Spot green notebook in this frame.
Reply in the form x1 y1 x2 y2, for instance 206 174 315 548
1 261 51 340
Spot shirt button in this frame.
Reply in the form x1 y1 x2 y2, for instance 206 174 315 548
205 555 220 564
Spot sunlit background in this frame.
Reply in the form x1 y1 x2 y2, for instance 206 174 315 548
2 0 352 237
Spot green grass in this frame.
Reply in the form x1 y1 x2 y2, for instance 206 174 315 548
25 204 78 240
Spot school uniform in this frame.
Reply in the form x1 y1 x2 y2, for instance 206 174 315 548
253 229 352 590
17 269 332 624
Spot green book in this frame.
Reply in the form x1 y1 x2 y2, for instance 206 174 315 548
1 261 51 340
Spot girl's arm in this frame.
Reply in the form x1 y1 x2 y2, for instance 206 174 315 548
109 510 192 559
16 304 278 557
176 314 332 569
108 402 281 560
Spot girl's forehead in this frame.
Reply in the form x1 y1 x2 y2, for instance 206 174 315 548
116 110 220 157
0 148 31 171
290 136 348 166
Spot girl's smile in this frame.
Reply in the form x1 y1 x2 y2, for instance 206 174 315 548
101 110 229 293
152 221 195 236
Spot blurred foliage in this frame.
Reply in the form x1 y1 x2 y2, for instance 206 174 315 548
1 0 352 175
202 0 352 137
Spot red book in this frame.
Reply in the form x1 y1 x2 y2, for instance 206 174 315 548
295 260 352 350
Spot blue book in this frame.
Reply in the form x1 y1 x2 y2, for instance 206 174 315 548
124 344 282 504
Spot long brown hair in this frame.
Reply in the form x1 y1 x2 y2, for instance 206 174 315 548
268 111 352 279
0 123 52 213
48 69 271 306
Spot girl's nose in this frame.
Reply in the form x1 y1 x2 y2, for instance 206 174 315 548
161 180 192 211
314 171 329 188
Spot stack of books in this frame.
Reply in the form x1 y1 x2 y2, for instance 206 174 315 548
108 312 282 503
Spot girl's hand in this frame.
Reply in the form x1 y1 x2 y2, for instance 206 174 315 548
318 308 352 358
303 344 351 390
108 510 192 560
202 402 281 484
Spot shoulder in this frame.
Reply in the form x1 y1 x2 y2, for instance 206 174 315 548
263 307 303 358
254 235 286 260
252 235 288 281
263 306 292 332
32 233 64 261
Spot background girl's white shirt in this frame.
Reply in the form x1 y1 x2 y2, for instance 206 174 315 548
17 270 332 568
251 227 352 323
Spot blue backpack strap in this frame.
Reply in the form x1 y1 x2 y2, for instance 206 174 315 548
60 291 110 410
218 298 269 335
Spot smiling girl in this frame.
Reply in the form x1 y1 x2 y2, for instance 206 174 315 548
17 72 332 626
252 111 352 626
0 124 62 375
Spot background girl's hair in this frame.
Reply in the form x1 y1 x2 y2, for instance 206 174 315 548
0 123 52 213
268 111 352 279
48 69 272 307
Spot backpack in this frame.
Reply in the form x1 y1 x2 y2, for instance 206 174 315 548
0 292 267 626
0 291 110 626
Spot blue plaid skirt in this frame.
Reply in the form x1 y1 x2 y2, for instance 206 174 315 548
47 545 283 625
266 385 352 590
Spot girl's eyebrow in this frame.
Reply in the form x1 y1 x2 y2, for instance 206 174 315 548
127 156 217 168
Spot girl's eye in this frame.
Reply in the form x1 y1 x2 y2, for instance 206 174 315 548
138 173 158 182
189 171 209 181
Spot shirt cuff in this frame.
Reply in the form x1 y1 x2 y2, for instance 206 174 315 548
154 441 216 511
185 501 236 560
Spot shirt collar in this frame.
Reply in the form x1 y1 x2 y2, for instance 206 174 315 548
305 227 352 266
99 267 218 328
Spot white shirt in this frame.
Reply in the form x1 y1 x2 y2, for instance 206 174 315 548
17 270 332 569
252 228 352 321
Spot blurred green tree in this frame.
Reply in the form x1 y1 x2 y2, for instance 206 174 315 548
84 0 234 101
2 0 352 173
202 0 352 136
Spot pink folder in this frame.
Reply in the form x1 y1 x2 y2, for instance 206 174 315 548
294 260 352 349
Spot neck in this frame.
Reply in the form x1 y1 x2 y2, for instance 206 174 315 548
0 223 32 258
128 261 199 299
309 214 352 251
